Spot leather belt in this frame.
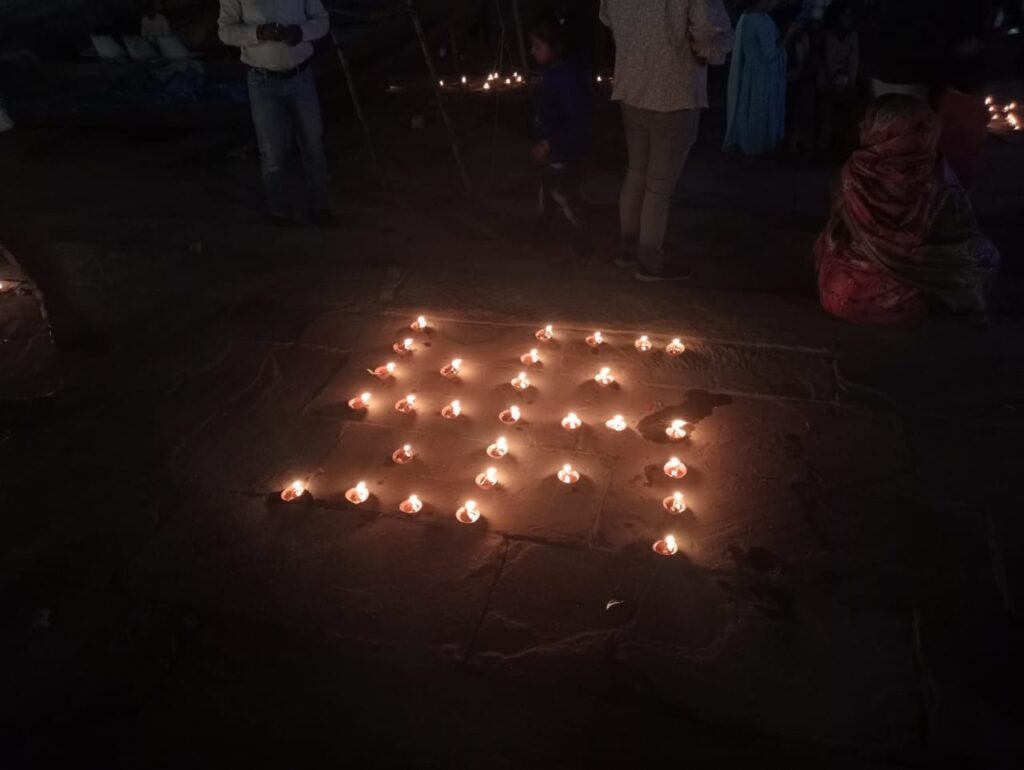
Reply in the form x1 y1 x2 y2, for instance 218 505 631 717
248 58 310 80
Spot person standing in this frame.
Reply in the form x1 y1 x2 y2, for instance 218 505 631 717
600 0 733 281
724 0 791 157
218 0 335 226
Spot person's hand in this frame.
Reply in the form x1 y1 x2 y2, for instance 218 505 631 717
282 25 303 47
531 141 550 161
257 23 284 42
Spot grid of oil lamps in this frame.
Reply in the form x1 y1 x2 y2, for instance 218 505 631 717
281 316 691 558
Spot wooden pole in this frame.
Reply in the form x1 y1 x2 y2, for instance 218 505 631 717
406 0 472 195
330 29 383 184
509 0 529 76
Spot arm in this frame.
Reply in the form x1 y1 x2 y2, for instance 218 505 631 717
301 0 330 42
218 0 259 48
686 0 734 66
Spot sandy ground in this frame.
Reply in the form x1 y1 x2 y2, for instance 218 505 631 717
1 75 1023 768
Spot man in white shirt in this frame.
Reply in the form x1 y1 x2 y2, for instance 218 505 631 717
218 0 334 225
601 0 732 281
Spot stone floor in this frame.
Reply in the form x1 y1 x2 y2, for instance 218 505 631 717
1 80 1022 768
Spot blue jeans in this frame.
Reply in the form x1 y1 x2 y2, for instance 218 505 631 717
247 67 330 216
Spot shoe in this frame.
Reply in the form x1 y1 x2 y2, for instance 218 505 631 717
634 265 691 282
309 208 339 228
613 254 639 268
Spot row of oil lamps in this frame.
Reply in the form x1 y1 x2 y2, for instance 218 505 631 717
986 96 1021 131
436 73 611 90
282 317 690 557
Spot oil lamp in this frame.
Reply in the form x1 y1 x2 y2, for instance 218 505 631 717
499 405 521 424
395 394 417 413
605 414 627 432
280 479 306 502
393 338 414 355
483 82 491 91
475 467 499 489
461 75 467 85
441 399 462 419
535 324 554 341
663 457 687 479
652 534 679 556
594 367 614 386
456 499 481 524
438 79 445 87
345 481 369 505
440 358 462 378
348 391 371 410
663 492 686 514
392 444 415 464
370 361 396 380
561 412 581 431
520 348 540 365
585 330 604 348
510 371 530 391
557 463 580 484
410 315 428 331
665 338 685 357
665 419 688 440
399 494 423 515
634 335 653 352
486 436 509 459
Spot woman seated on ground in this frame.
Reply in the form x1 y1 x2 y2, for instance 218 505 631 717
815 95 999 324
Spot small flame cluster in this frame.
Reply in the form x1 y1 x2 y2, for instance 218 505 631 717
288 319 692 550
987 96 1021 132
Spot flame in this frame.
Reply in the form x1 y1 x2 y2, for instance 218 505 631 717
439 80 444 87
485 467 497 484
290 480 304 495
664 534 677 552
986 95 994 105
402 338 413 350
606 414 627 431
595 366 613 385
562 463 572 473
356 481 367 494
409 494 420 504
466 500 479 514
593 331 603 344
668 456 681 468
403 443 412 455
596 75 602 82
529 349 539 362
406 394 416 406
449 400 462 416
563 411 581 429
461 76 467 84
361 392 371 403
544 324 553 334
483 82 491 90
415 315 427 329
451 358 462 370
510 405 521 421
386 362 396 373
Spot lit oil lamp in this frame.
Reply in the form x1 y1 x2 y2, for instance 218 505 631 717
456 499 481 524
665 419 689 440
280 479 306 502
634 335 653 352
461 75 467 85
399 494 423 515
475 467 499 489
370 361 396 380
652 534 679 557
392 443 415 464
393 337 414 355
438 79 445 87
410 315 428 331
561 411 582 431
499 405 521 424
440 358 462 378
520 348 540 365
395 393 417 413
348 391 372 410
535 324 554 341
665 338 685 357
557 463 580 485
663 492 686 514
585 330 604 348
663 457 688 479
605 414 627 432
345 481 369 505
594 367 614 386
596 75 602 83
510 371 530 391
986 95 994 106
441 399 462 419
483 82 491 91
486 436 509 459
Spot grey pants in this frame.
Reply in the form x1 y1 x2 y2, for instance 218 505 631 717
620 104 700 271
